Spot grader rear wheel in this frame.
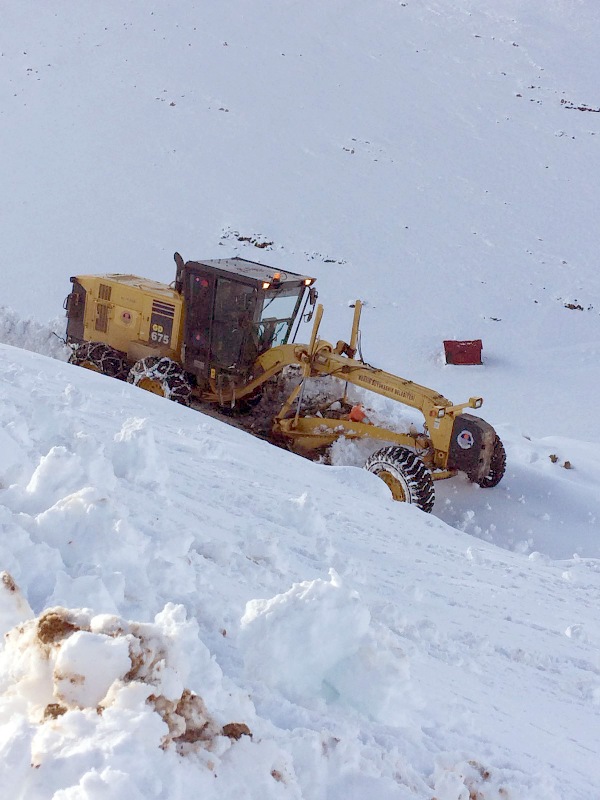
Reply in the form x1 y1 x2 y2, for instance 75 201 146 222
69 342 128 380
364 446 435 512
127 356 192 405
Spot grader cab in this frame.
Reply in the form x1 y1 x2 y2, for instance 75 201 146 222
65 252 505 512
65 254 316 394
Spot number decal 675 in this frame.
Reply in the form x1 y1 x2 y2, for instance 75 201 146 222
151 329 170 344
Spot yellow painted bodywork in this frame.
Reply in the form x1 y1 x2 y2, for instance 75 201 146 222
74 274 184 363
378 470 407 501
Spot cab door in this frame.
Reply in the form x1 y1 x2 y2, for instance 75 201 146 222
182 268 216 377
210 278 257 372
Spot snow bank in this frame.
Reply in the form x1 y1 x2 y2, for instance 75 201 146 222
0 338 599 798
0 597 305 799
0 309 69 361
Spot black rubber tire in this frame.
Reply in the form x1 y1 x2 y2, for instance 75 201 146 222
364 446 435 512
127 356 192 405
476 435 506 488
69 342 128 380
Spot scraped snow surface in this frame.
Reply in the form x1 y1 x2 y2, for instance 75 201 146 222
1 2 599 798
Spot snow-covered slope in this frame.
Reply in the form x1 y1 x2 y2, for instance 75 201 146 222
1 1 600 797
1 343 599 799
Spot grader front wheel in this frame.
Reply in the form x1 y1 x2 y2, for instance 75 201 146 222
476 435 506 488
69 342 128 380
127 356 192 405
365 446 435 512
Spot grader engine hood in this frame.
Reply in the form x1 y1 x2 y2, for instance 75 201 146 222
446 413 496 483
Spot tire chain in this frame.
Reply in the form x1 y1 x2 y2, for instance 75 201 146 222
127 356 192 405
69 342 129 380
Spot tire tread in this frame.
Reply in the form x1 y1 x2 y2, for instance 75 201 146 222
365 445 435 512
477 435 506 488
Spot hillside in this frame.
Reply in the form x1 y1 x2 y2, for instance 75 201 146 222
1 1 599 798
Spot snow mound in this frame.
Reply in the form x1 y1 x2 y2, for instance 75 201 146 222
0 600 238 752
240 569 413 725
0 596 311 799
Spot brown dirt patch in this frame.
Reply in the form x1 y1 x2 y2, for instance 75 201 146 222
37 611 81 645
222 722 252 740
43 703 68 720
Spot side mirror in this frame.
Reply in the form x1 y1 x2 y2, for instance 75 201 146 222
303 286 319 322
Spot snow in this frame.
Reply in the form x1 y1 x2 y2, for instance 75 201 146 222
1 1 600 798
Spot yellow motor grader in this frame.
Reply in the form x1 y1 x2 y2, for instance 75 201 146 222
64 252 505 512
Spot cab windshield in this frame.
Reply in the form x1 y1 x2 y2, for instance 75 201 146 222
256 286 303 352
